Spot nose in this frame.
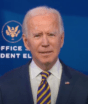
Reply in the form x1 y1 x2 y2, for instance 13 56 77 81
41 35 49 47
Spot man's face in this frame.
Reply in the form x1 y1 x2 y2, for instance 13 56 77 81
23 13 64 67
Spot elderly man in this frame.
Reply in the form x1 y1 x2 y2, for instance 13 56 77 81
0 6 88 104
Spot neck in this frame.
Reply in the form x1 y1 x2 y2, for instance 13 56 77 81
33 59 58 71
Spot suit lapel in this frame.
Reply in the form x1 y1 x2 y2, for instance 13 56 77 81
17 59 34 104
56 61 77 104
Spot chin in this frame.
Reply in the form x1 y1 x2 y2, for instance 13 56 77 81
40 58 55 65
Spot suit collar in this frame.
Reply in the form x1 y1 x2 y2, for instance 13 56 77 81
56 60 76 104
26 59 74 104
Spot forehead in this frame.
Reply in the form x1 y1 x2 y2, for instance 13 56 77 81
27 13 59 30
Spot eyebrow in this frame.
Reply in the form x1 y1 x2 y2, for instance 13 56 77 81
46 31 58 34
33 32 43 35
33 31 58 35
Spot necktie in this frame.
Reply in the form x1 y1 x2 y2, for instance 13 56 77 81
37 71 51 104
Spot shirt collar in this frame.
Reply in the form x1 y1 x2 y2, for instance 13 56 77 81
49 59 62 79
29 60 42 79
29 59 62 79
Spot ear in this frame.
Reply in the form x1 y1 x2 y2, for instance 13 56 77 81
60 32 64 48
22 34 30 50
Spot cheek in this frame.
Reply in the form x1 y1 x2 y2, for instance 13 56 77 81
28 41 40 53
54 41 62 53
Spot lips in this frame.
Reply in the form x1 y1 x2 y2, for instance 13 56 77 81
39 51 53 56
39 51 53 53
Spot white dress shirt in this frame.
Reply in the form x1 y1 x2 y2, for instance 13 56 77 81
29 59 62 104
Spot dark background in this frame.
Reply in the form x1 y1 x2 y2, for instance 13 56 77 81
0 0 88 76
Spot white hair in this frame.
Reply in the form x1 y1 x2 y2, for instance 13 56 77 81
22 6 64 37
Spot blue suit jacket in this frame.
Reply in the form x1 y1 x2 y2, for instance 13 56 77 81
0 59 88 104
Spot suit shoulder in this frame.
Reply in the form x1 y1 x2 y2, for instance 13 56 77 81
68 65 88 80
61 60 88 77
0 60 31 85
61 60 88 87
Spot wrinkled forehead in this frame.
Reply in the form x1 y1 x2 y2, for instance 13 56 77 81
27 13 59 29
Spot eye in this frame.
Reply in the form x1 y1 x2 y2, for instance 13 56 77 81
48 33 55 36
34 33 42 38
34 34 41 37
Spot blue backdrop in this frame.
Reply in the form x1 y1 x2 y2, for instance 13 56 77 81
0 0 88 76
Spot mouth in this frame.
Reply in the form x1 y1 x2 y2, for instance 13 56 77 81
39 51 53 55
